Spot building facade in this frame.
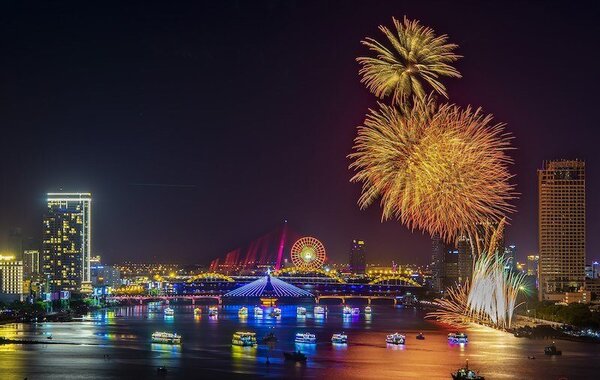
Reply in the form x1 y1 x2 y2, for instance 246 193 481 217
503 245 517 271
42 192 92 293
431 234 473 291
23 249 40 279
0 254 24 302
349 240 366 274
538 160 585 301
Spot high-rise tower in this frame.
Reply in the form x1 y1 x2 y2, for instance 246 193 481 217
538 160 585 301
42 192 92 293
349 240 366 274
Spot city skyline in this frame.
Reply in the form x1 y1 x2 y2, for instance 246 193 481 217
2 2 600 265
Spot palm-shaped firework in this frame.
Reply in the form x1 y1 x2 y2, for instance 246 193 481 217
357 17 461 104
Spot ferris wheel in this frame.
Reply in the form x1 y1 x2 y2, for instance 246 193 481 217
290 237 326 270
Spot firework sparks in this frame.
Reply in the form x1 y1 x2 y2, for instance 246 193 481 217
349 97 516 241
357 16 461 104
427 220 527 329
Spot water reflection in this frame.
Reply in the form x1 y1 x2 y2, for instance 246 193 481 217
2 305 600 379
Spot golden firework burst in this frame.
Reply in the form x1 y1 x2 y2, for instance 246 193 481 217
357 17 461 104
349 97 516 241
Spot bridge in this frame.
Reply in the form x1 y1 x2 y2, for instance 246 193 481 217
315 295 401 305
106 294 222 305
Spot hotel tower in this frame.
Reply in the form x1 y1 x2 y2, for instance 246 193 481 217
538 160 585 301
42 192 92 293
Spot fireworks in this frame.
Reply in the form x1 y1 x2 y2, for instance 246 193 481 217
357 17 461 104
427 221 527 329
349 97 516 241
353 17 521 330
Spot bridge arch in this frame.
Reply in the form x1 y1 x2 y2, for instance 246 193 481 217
187 272 234 283
271 267 346 284
368 275 421 287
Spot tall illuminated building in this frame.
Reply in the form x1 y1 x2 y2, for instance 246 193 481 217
538 160 585 301
42 192 92 293
23 250 40 279
503 245 517 271
349 240 366 274
527 254 539 277
0 254 24 302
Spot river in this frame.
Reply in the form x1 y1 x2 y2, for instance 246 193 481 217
1 303 598 379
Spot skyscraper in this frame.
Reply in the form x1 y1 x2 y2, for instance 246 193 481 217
527 254 539 277
538 160 585 301
431 234 473 291
349 240 366 274
23 249 40 279
503 245 517 271
42 192 92 293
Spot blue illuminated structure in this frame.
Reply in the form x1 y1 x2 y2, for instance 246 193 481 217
223 275 313 298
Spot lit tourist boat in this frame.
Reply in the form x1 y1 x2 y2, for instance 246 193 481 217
364 306 372 314
270 307 282 317
208 306 218 316
342 306 352 315
231 331 257 347
238 307 248 317
254 306 263 317
351 307 360 316
331 333 348 344
163 307 175 316
386 333 406 345
297 306 307 316
448 332 468 344
314 306 326 316
295 332 317 344
193 307 202 316
151 332 181 345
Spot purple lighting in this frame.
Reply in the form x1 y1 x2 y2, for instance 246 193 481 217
223 275 313 298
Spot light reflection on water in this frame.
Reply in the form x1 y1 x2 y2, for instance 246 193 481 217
1 304 599 379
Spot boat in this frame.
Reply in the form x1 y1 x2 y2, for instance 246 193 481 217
314 306 326 316
254 306 263 317
156 366 168 375
364 306 372 314
342 306 352 315
194 307 202 316
47 335 53 340
163 307 174 316
448 332 468 344
283 351 307 362
270 307 282 317
544 343 562 356
331 333 348 344
231 331 257 347
416 333 425 340
208 306 218 316
151 332 182 345
386 333 406 345
262 331 278 344
238 307 248 317
297 306 307 316
451 360 484 380
295 332 317 344
351 307 360 316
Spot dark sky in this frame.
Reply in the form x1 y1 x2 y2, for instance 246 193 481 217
1 1 599 265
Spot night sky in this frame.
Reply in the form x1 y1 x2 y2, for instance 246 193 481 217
1 1 599 265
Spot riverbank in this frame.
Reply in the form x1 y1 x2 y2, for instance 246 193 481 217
0 336 89 346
